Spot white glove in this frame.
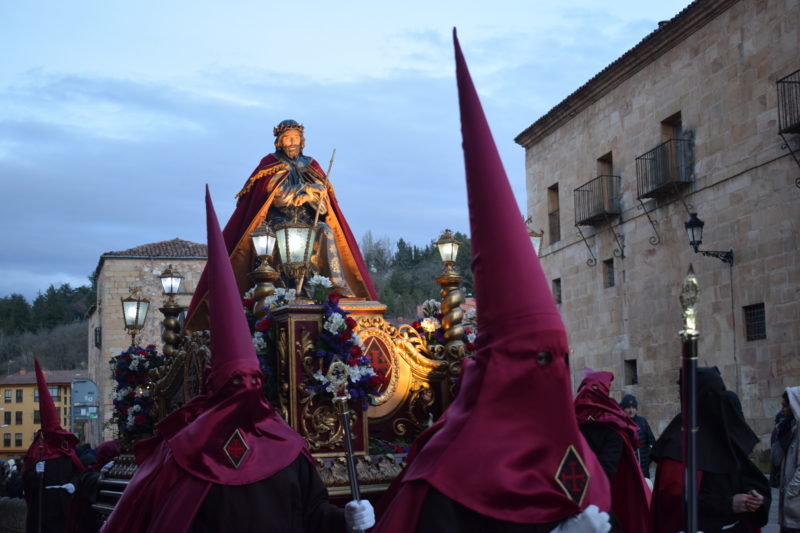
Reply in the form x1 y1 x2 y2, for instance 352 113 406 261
345 499 375 531
550 505 611 533
45 483 76 494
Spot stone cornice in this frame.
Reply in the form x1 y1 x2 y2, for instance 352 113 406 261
514 0 741 149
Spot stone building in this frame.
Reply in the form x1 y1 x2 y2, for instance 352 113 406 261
87 238 207 441
516 0 799 443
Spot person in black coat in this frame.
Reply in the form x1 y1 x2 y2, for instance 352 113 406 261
619 394 656 478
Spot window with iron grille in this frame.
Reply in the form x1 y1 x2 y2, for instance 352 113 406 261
15 411 22 425
94 326 102 349
743 303 766 341
2 434 9 447
552 278 562 304
15 389 22 402
14 433 22 447
624 359 638 386
603 259 615 288
3 389 10 403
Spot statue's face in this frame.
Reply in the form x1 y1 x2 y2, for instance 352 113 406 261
277 129 303 159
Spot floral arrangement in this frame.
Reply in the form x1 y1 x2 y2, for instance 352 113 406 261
369 437 410 455
307 285 385 410
412 299 478 351
109 345 166 443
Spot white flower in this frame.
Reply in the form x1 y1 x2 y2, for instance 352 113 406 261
324 312 346 334
466 330 477 343
420 317 440 333
465 308 477 323
253 335 268 352
308 275 333 288
421 299 441 318
115 388 131 401
243 288 255 299
131 404 142 413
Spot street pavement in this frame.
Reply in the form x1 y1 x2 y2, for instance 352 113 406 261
764 487 780 533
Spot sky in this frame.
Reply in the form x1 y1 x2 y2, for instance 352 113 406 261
0 0 693 302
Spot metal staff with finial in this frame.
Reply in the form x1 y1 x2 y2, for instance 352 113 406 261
36 432 44 533
296 149 336 296
679 264 700 533
326 358 363 533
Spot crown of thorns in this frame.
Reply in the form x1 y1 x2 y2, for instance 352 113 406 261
273 120 304 138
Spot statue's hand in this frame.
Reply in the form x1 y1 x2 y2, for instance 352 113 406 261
297 183 328 214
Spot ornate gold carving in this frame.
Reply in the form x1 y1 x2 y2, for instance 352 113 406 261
301 398 348 451
277 327 290 423
315 454 406 489
151 330 210 420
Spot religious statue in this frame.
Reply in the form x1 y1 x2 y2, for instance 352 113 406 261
184 120 377 332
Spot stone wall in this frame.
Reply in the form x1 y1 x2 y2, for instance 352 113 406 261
0 497 26 533
520 0 800 444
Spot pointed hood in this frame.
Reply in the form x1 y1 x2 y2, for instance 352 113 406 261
384 31 610 526
159 186 307 485
23 358 81 472
574 369 640 448
35 358 60 431
204 185 261 393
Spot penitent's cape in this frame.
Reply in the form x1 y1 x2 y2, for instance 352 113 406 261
185 152 377 332
373 30 610 532
574 370 652 533
101 187 310 533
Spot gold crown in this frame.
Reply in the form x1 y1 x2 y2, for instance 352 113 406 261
273 120 304 138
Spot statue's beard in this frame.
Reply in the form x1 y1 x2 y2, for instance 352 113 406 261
281 145 301 159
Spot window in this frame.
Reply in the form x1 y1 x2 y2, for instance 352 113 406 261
35 386 60 402
94 326 102 349
3 412 9 425
548 184 561 244
15 389 22 403
552 278 562 305
603 259 615 288
34 410 40 424
15 411 22 425
624 359 638 386
597 151 613 176
14 433 22 447
3 389 10 403
743 303 766 341
2 434 9 447
661 111 683 140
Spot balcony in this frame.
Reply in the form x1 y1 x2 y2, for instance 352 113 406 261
778 69 800 134
636 138 692 199
574 175 621 226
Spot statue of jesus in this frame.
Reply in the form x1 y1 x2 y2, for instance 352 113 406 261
185 120 377 332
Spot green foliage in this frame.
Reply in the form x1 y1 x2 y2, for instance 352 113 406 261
0 283 95 372
359 231 474 320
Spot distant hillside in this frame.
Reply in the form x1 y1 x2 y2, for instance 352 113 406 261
0 284 93 373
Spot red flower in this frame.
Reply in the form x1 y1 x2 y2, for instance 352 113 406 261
466 342 476 351
348 357 358 367
127 391 135 399
146 344 156 350
242 298 254 309
350 345 362 357
394 444 404 453
411 321 421 331
125 374 137 383
134 415 147 425
115 369 122 376
255 318 271 332
435 313 443 320
328 293 342 305
370 374 386 388
121 406 129 415
345 317 357 330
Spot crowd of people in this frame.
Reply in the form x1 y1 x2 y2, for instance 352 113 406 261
6 31 800 533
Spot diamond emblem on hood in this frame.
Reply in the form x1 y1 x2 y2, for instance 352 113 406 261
223 428 249 469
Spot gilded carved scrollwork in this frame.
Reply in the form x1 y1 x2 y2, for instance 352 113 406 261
277 327 290 423
297 326 355 451
151 330 211 420
315 454 406 490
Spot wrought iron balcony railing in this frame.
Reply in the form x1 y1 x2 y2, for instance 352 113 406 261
636 138 693 199
778 69 800 135
548 209 561 244
574 175 621 226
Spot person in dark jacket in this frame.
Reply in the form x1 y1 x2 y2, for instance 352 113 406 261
619 394 656 479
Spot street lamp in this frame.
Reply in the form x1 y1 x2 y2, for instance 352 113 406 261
274 209 315 290
159 265 185 357
684 213 733 265
525 217 544 255
249 220 280 319
121 287 149 346
434 229 465 350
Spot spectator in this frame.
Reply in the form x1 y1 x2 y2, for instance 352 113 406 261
619 394 656 479
772 394 796 489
